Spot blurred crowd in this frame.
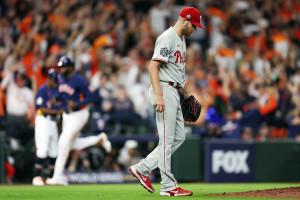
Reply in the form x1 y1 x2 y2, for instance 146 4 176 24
0 0 300 182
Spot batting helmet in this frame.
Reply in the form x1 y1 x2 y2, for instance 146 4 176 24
47 68 59 82
57 55 74 67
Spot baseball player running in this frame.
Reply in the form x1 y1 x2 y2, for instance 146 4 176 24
46 56 111 185
33 68 111 186
129 7 204 196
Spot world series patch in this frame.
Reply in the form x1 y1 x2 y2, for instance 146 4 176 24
160 47 170 57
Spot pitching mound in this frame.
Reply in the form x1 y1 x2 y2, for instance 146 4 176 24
213 186 300 199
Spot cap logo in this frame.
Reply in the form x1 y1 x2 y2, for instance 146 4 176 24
187 14 191 19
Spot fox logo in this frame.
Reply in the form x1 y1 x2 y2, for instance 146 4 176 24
212 150 249 174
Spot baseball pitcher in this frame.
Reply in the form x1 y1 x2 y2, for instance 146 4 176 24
130 7 204 196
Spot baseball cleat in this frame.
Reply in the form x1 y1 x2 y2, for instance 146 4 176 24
160 187 193 196
129 166 154 193
97 132 112 153
32 176 45 186
46 177 68 186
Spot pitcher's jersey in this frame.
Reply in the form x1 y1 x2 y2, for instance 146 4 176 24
35 84 60 113
152 27 186 87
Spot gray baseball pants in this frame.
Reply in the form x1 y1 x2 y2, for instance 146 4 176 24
134 82 185 192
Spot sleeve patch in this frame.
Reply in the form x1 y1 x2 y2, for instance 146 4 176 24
160 47 170 57
36 97 43 105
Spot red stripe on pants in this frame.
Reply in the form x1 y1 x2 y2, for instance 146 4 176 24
161 86 166 173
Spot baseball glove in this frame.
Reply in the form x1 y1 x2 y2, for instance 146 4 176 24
181 95 201 122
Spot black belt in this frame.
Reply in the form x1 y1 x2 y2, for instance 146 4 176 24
168 82 180 90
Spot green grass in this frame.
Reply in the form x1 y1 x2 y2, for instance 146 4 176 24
0 183 299 200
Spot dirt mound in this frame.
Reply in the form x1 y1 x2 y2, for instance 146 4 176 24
214 186 300 199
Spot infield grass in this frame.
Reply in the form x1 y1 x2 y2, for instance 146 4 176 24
0 183 299 200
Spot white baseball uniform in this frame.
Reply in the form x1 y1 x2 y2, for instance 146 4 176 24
35 84 59 160
35 112 101 158
35 85 104 171
50 73 105 183
35 115 59 159
134 27 186 192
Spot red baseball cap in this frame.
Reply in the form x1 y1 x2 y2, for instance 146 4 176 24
179 7 204 29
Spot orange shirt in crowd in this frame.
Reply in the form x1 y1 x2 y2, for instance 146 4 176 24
22 52 47 88
0 86 6 117
259 95 278 116
247 35 267 51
